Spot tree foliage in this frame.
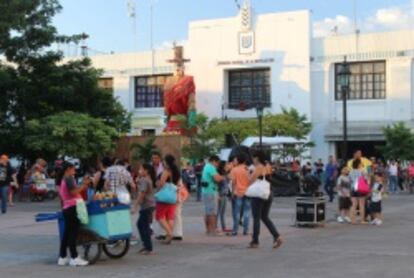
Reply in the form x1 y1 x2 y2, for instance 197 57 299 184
178 113 218 162
205 108 312 145
130 137 159 164
379 122 414 161
176 109 313 162
0 0 130 161
25 112 118 162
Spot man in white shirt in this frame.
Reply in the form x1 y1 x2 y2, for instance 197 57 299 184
151 152 164 180
104 159 136 203
388 160 398 194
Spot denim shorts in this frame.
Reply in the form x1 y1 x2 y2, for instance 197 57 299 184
203 193 217 216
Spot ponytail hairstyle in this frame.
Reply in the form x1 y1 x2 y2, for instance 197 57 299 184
142 164 157 189
217 160 227 175
56 161 75 186
164 154 180 184
252 151 267 165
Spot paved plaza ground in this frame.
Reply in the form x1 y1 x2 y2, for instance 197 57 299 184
0 194 413 278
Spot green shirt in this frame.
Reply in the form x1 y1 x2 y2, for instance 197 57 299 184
201 163 218 195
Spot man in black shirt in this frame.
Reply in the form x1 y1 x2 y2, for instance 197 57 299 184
0 155 15 214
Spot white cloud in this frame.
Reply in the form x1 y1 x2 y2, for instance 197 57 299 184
154 40 187 50
314 6 414 38
313 15 353 37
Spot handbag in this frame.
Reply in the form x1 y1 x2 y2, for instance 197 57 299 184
76 199 89 225
117 191 131 204
353 176 371 195
178 183 190 203
155 182 178 204
245 178 271 200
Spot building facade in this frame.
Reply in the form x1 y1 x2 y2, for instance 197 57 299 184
312 30 414 160
84 7 414 161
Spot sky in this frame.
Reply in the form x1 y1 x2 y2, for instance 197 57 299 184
53 0 414 55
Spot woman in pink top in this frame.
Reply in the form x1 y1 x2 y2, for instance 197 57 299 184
408 161 414 194
57 162 90 267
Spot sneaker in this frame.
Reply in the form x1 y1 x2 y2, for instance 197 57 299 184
69 257 89 267
337 216 344 223
344 216 351 223
57 257 69 266
375 219 383 226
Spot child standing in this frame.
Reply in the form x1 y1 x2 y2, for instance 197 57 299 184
336 167 352 223
217 161 231 233
370 172 384 226
132 164 156 255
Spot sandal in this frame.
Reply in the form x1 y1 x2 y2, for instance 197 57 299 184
247 242 259 249
273 238 283 250
138 248 148 254
162 235 173 245
141 250 155 255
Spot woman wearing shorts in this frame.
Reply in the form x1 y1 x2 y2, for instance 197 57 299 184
155 155 180 245
349 159 369 224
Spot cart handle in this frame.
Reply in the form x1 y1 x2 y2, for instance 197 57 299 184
35 212 61 222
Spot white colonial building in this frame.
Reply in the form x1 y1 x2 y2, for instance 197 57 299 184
84 4 414 161
312 30 414 160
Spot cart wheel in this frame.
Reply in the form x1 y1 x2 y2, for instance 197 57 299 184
29 193 36 202
38 195 45 202
83 243 102 265
46 191 57 200
103 239 130 259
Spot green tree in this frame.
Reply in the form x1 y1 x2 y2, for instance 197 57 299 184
264 107 312 139
379 122 414 161
0 0 130 160
202 108 313 160
178 113 218 162
205 108 312 144
24 112 118 163
130 137 159 164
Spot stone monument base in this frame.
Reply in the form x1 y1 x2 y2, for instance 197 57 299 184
114 134 189 165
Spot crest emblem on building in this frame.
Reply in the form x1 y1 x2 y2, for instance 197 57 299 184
239 0 255 55
241 35 253 49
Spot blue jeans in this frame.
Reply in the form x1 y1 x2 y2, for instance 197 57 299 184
137 208 154 252
196 175 202 202
232 196 251 234
0 186 7 214
217 195 227 230
324 179 335 202
389 175 398 193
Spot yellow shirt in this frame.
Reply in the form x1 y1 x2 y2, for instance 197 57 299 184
347 157 372 172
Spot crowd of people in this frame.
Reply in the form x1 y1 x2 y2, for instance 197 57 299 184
317 150 414 226
2 147 414 267
0 156 53 214
199 152 283 249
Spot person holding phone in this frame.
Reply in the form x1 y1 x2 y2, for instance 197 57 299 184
57 161 90 267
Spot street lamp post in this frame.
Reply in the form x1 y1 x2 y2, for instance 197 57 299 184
255 102 264 152
337 57 351 163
